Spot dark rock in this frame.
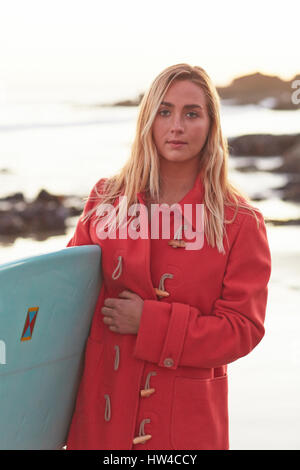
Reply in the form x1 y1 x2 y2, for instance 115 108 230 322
0 192 25 203
94 72 300 110
0 189 82 236
271 100 300 110
250 195 266 202
35 189 62 204
0 168 12 174
275 176 300 202
274 143 300 173
112 93 144 107
68 205 84 217
63 195 85 216
234 164 258 172
20 201 69 231
265 217 300 226
217 72 300 110
228 133 300 204
228 133 300 157
0 212 27 235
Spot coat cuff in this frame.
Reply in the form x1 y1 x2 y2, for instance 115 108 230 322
134 300 190 369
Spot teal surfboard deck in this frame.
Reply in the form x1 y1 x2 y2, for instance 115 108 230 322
0 245 102 450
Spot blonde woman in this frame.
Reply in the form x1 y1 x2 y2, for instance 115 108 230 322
66 64 271 450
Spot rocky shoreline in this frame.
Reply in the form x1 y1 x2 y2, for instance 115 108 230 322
217 72 300 110
228 133 300 202
1 131 300 238
0 190 83 238
100 72 300 111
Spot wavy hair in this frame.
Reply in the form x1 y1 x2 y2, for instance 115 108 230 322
83 63 258 253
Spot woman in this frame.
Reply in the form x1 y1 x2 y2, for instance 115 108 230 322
66 64 271 450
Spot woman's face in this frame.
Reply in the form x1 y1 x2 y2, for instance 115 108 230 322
152 80 210 166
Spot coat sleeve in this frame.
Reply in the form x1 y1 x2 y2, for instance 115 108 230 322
133 210 272 369
66 179 106 247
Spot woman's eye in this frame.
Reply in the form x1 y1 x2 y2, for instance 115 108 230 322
158 110 199 118
158 109 170 116
187 112 198 118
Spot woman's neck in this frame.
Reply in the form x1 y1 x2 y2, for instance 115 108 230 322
157 158 201 205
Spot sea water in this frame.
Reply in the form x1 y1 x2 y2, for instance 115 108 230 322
0 93 299 449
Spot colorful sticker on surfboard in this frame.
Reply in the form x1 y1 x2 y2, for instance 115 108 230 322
20 307 39 342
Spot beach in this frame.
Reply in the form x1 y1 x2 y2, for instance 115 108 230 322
0 98 299 450
229 225 300 450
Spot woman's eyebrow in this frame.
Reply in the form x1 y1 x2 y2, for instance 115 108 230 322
160 101 203 109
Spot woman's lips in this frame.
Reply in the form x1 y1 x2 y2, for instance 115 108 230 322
167 141 187 148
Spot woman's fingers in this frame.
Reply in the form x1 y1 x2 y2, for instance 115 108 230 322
101 306 115 317
102 315 114 325
101 291 143 335
104 297 118 308
108 325 118 333
101 306 116 327
118 290 136 299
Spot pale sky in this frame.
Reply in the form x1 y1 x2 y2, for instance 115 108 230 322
0 0 299 100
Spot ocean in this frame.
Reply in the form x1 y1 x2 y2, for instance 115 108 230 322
0 93 299 449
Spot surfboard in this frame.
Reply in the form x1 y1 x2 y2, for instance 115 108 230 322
0 245 102 450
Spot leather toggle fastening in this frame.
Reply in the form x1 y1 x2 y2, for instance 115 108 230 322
168 239 186 248
140 371 156 398
154 288 169 298
132 434 152 445
168 224 187 248
133 418 152 445
140 388 155 398
155 273 173 299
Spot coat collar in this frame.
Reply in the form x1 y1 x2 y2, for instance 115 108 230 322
137 171 204 206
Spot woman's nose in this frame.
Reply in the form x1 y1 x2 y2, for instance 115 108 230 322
170 114 184 133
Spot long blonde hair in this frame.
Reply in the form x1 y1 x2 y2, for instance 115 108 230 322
84 63 258 253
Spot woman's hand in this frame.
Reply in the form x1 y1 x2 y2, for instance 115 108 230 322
101 290 144 335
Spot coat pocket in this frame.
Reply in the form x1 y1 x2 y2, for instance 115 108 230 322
170 375 229 450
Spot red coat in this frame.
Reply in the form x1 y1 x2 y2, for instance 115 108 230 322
66 174 271 450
